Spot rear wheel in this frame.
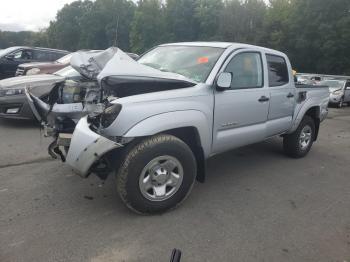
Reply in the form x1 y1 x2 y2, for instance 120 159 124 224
116 134 197 214
283 115 315 158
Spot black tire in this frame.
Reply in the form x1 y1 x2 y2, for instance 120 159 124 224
116 134 197 214
283 115 315 158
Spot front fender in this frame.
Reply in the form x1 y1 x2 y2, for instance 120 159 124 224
123 110 212 157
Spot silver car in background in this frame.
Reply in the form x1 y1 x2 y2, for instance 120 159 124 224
320 79 350 107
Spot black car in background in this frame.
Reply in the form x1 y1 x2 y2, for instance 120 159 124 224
0 47 69 80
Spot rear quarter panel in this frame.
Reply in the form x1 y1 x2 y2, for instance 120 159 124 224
289 86 329 133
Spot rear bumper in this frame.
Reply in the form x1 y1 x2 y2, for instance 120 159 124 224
66 117 123 177
0 95 34 120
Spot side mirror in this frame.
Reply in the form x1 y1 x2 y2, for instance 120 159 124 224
5 54 15 60
216 72 232 90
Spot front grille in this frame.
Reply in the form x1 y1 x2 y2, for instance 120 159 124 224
15 68 25 76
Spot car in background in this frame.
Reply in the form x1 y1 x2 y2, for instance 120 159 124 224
0 66 85 120
15 53 72 76
15 51 138 77
0 50 138 120
296 74 324 85
0 46 69 80
126 52 139 60
320 79 350 107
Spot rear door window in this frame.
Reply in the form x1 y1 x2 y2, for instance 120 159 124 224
266 54 289 87
53 52 64 60
33 50 51 61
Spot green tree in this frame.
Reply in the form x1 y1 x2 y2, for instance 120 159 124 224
218 0 266 44
46 0 93 51
79 0 135 50
130 0 167 53
287 0 350 74
165 0 199 42
194 0 224 40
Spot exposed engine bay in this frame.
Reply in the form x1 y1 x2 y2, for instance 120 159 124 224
26 47 196 161
43 78 101 133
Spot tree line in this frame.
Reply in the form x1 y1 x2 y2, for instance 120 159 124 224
0 0 350 75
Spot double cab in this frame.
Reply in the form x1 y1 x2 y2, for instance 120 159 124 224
27 42 329 214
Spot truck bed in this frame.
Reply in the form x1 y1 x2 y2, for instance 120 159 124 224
291 83 330 132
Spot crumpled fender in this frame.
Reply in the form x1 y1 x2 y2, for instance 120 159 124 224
66 117 122 177
123 110 212 157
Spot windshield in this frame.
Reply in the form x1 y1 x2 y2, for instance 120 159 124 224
320 80 345 89
138 46 224 83
54 66 81 78
57 53 72 64
0 47 19 57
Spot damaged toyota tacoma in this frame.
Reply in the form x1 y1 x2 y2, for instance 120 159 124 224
26 42 330 214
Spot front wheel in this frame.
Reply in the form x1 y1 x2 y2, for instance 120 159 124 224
116 134 197 214
283 116 315 158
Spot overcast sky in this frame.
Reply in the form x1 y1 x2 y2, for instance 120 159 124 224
0 0 77 31
1 0 269 32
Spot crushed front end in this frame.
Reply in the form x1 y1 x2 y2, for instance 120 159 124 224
65 116 123 177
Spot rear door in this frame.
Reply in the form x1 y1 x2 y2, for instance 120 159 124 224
33 50 51 62
212 50 270 154
265 54 295 137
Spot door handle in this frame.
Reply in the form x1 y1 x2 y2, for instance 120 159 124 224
258 96 270 102
287 93 294 98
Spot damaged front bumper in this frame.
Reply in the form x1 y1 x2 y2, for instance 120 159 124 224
66 116 123 177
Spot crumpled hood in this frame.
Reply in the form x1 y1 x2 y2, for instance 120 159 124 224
70 47 196 85
0 74 64 89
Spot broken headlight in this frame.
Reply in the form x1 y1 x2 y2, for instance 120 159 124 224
100 103 122 128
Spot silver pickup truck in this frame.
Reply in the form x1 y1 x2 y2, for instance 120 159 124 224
27 42 329 214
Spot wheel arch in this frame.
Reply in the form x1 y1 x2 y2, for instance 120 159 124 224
161 127 206 183
290 105 322 140
304 106 321 141
121 111 211 183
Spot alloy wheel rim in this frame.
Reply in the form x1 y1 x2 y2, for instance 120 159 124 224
299 125 312 150
139 155 184 201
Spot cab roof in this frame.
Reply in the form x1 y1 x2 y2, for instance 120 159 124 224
160 41 286 57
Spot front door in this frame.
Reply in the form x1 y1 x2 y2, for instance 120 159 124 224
4 49 34 78
212 50 270 154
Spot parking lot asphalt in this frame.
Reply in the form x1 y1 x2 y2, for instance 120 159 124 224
0 108 349 262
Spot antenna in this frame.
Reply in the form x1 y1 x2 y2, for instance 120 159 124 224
114 15 120 47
